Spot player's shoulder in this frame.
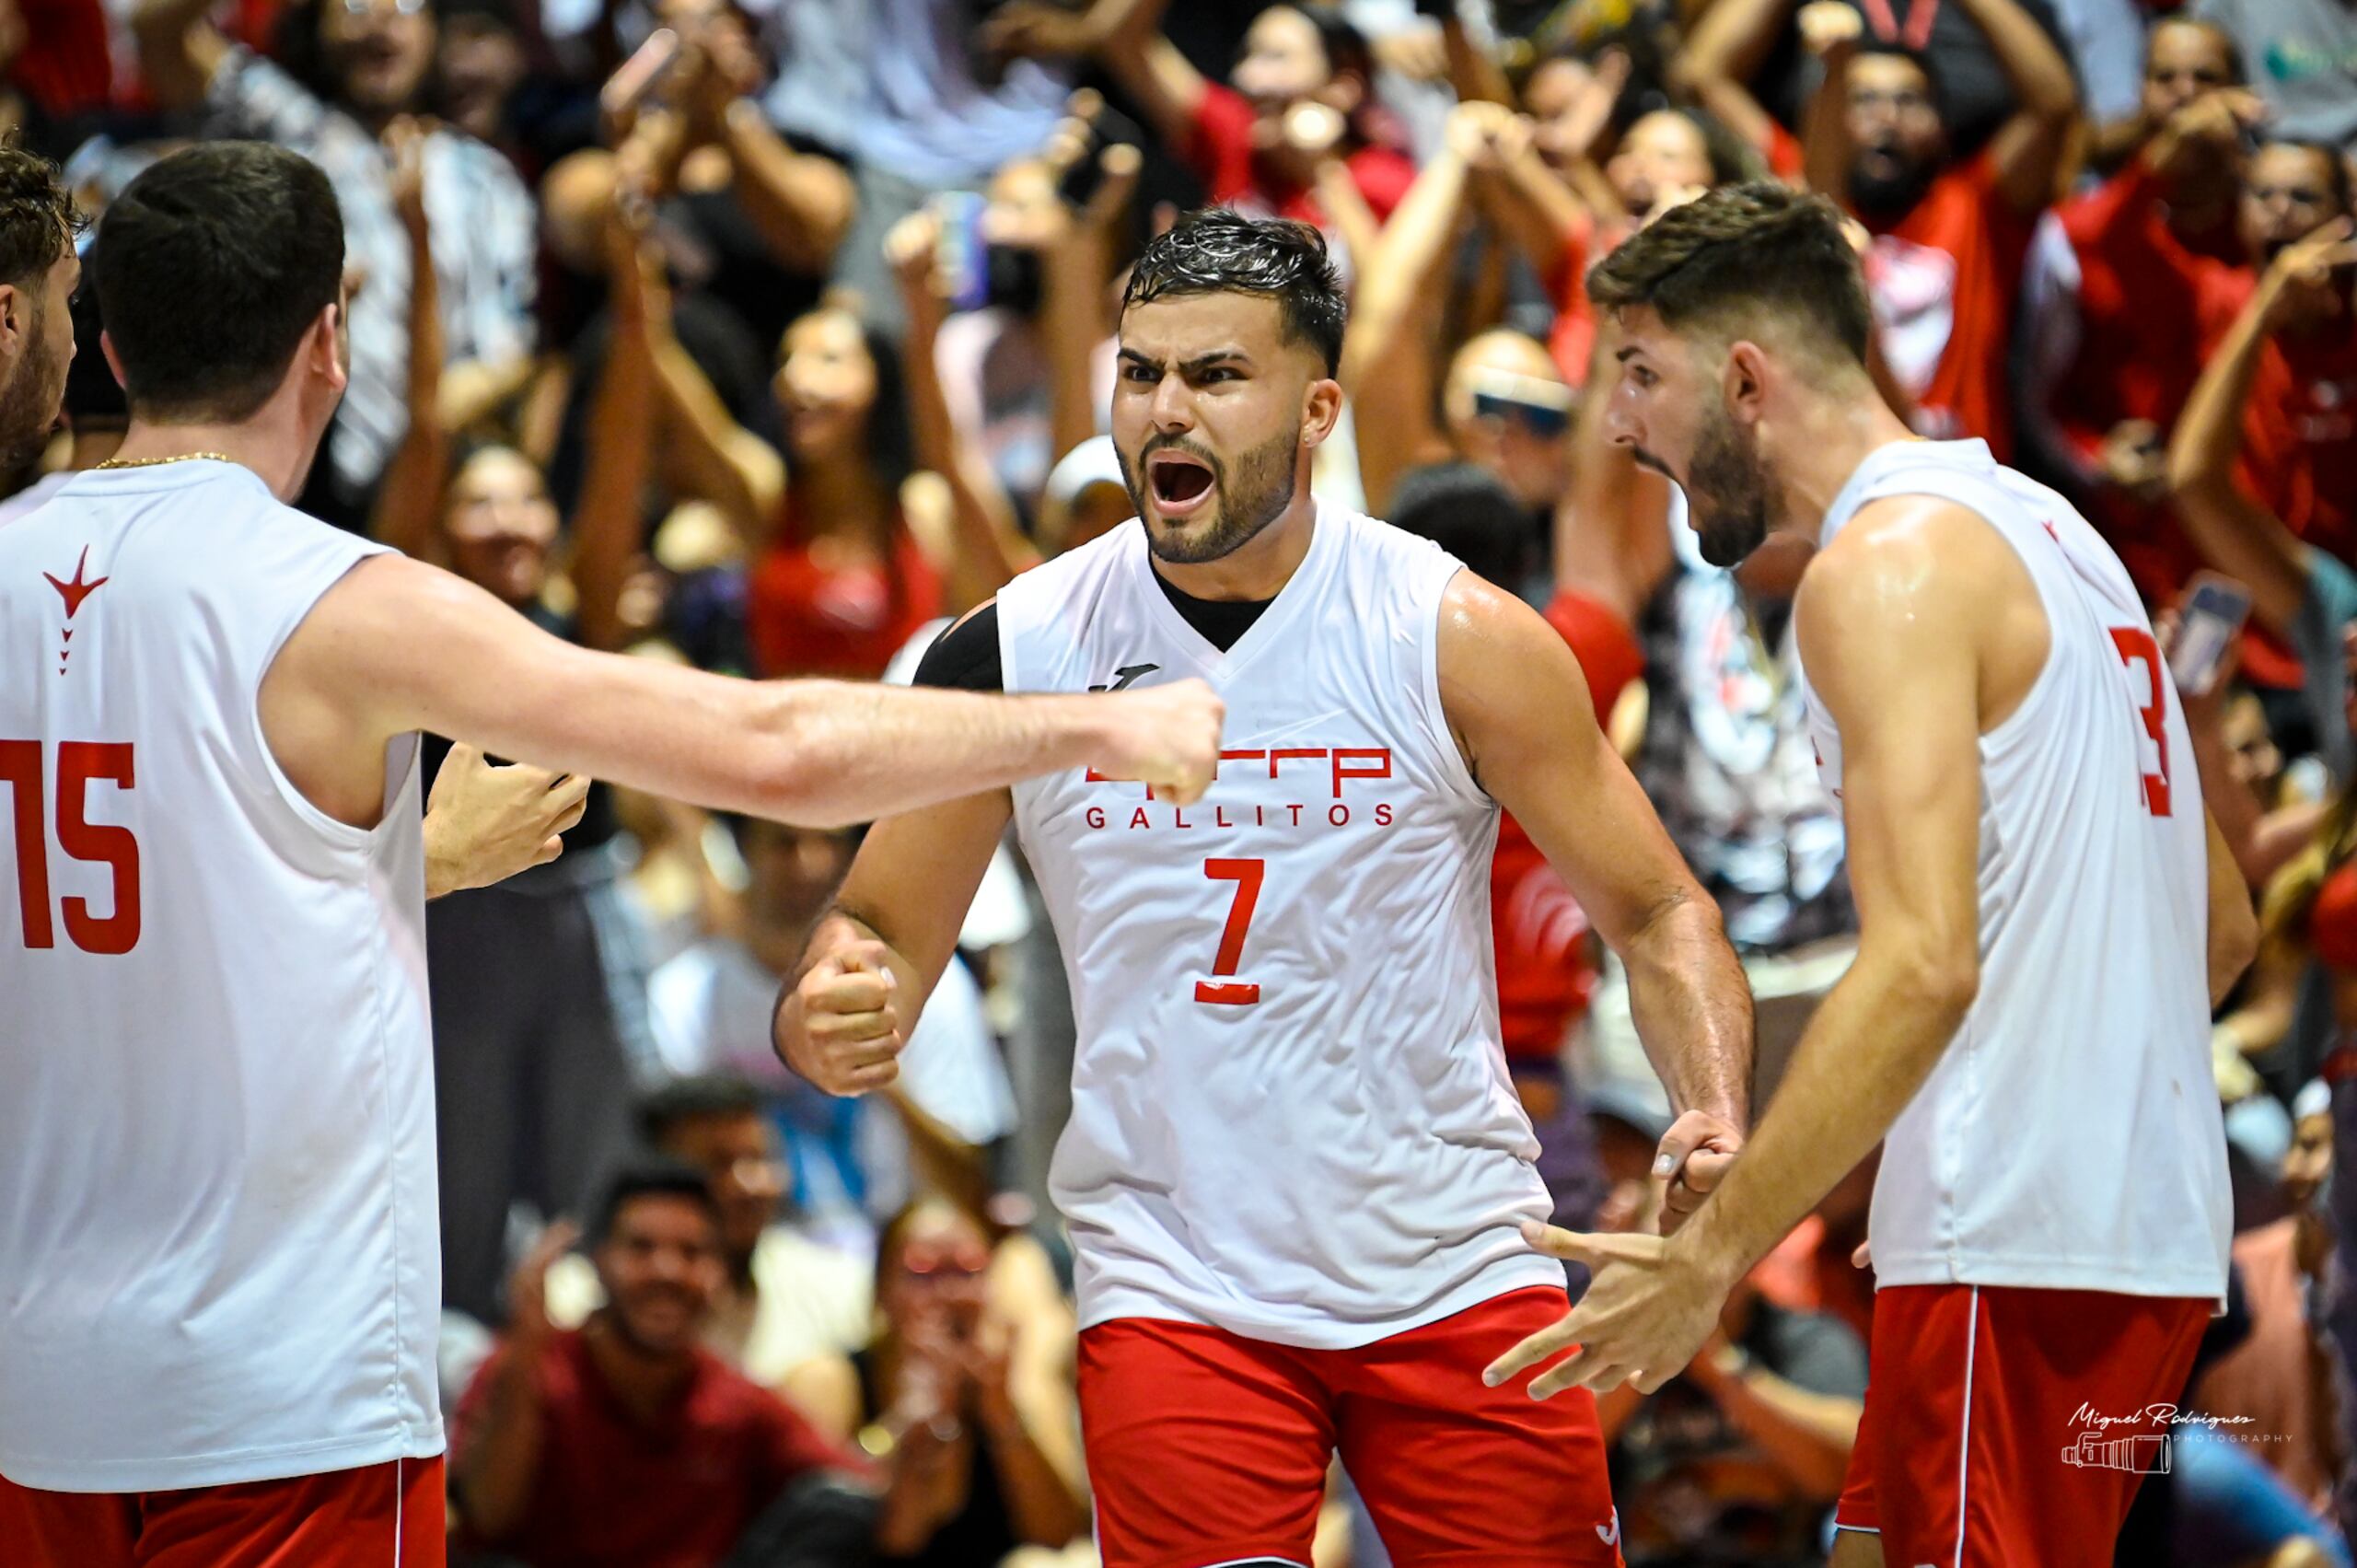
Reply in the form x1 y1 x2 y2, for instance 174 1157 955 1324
998 517 1136 617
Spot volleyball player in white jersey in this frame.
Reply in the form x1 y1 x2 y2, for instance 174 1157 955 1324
1484 182 2258 1567
0 143 1222 1568
777 209 1758 1567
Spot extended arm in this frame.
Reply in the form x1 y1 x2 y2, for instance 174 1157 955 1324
1957 0 2078 214
718 100 856 277
371 126 446 563
1671 0 1796 163
1341 111 1481 514
2165 259 2320 635
568 217 659 654
775 785 1015 1090
1437 572 1752 1128
271 565 1220 829
2206 807 2260 1006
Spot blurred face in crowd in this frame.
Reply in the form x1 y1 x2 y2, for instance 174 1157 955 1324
436 11 526 144
775 308 877 464
1524 56 1598 175
2240 143 2348 267
738 818 858 935
2284 1109 2333 1211
320 0 437 120
442 447 558 608
2221 691 2282 796
2142 19 2238 125
1443 331 1570 512
0 247 76 471
1607 112 1714 218
1845 52 1946 218
595 1194 726 1356
1114 289 1329 564
1233 6 1353 122
882 1202 993 1342
1604 307 1776 568
656 1110 787 1266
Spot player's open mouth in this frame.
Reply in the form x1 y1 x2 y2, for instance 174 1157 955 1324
1147 451 1216 520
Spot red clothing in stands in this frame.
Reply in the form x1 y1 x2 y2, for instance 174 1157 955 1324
2043 163 2261 652
748 510 944 679
453 1328 862 1568
13 0 110 118
1857 150 2033 458
1491 587 1644 1060
1186 82 1418 226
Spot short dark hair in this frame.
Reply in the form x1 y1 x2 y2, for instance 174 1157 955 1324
592 1160 722 1247
1122 208 1347 375
0 143 78 291
1587 180 1873 368
92 142 345 423
64 262 124 425
637 1074 764 1148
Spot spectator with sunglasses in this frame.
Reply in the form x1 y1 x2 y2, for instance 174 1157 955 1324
784 1200 1087 1567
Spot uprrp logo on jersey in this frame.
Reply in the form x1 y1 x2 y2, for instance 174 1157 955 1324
1083 742 1399 831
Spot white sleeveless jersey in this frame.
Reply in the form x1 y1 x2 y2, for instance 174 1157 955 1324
1798 440 2230 1300
1000 504 1561 1349
0 461 442 1492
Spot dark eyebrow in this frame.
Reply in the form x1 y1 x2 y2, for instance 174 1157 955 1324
1615 345 1643 364
1117 348 1253 375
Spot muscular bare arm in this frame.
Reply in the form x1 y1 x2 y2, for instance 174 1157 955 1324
265 563 1219 830
1437 571 1754 1203
1486 499 1995 1398
773 787 1014 1094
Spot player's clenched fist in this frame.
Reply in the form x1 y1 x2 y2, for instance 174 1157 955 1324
1091 678 1225 805
778 940 905 1096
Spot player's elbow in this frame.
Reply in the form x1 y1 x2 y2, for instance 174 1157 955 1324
736 684 868 829
1888 936 1980 1028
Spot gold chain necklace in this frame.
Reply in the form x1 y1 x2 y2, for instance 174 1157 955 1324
92 452 234 470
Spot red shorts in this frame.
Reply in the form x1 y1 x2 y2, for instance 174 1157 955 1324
1077 1285 1623 1568
1833 1283 2210 1566
0 1455 445 1568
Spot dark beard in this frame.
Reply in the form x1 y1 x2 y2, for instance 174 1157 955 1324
1120 426 1300 565
1689 405 1771 568
0 301 62 471
1847 156 1933 220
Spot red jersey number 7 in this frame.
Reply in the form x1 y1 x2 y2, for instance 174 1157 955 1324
1196 857 1263 1005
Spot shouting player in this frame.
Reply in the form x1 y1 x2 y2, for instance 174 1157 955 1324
776 209 1755 1567
0 142 1221 1568
1486 182 2254 1567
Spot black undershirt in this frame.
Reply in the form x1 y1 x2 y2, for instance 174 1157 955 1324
911 568 1275 691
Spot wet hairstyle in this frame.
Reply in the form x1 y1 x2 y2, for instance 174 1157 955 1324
0 142 78 291
1586 180 1873 368
1122 208 1347 375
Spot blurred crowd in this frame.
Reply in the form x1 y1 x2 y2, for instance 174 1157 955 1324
8 0 2357 1559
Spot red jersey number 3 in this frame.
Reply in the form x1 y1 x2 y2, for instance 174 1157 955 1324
0 739 141 954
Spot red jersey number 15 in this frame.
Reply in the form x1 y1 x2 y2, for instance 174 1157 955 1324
0 739 141 954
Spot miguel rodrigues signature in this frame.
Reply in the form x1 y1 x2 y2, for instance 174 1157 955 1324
2070 1402 2257 1433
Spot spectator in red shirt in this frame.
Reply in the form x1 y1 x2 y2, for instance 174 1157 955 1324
2019 19 2256 610
452 1166 877 1568
992 0 1417 239
1691 0 2076 456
